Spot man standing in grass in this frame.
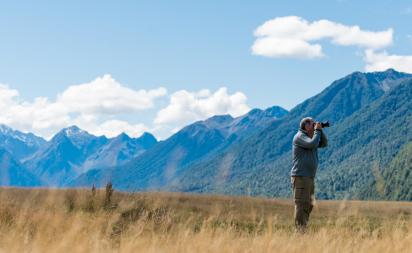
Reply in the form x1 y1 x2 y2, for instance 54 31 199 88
290 117 328 232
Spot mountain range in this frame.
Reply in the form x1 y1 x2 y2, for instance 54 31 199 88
70 105 288 189
0 125 157 186
0 69 411 201
167 69 412 199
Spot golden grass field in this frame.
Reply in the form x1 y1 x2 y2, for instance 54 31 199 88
0 187 411 253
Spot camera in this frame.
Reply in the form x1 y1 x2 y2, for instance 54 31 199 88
319 121 330 128
313 121 330 128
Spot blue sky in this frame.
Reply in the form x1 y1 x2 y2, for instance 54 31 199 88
0 0 411 139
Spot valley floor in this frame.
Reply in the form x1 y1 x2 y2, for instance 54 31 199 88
0 188 411 252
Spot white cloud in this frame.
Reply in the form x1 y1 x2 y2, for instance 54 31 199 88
57 74 167 115
252 37 323 59
252 16 393 59
0 75 167 139
0 86 70 137
364 50 412 73
93 120 148 138
251 16 412 74
0 77 252 141
154 87 250 132
67 115 149 138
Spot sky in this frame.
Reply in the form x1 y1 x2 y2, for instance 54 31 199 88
0 0 411 140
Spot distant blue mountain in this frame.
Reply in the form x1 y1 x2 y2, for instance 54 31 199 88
0 147 42 186
23 126 108 186
200 106 288 138
70 105 288 189
0 124 46 161
23 126 157 186
80 132 157 173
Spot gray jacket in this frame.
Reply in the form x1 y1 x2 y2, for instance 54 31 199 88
290 128 328 177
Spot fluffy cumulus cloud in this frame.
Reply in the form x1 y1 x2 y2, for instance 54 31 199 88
252 16 393 59
0 77 252 140
58 75 166 115
0 86 69 136
94 120 149 138
154 87 250 132
68 114 150 138
364 50 412 73
0 75 166 139
252 16 412 73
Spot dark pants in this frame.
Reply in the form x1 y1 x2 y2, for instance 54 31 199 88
291 176 314 231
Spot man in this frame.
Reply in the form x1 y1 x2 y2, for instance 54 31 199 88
290 117 328 232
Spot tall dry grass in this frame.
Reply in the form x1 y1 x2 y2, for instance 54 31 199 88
0 187 411 253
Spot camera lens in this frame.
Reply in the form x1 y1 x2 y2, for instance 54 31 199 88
321 121 330 128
